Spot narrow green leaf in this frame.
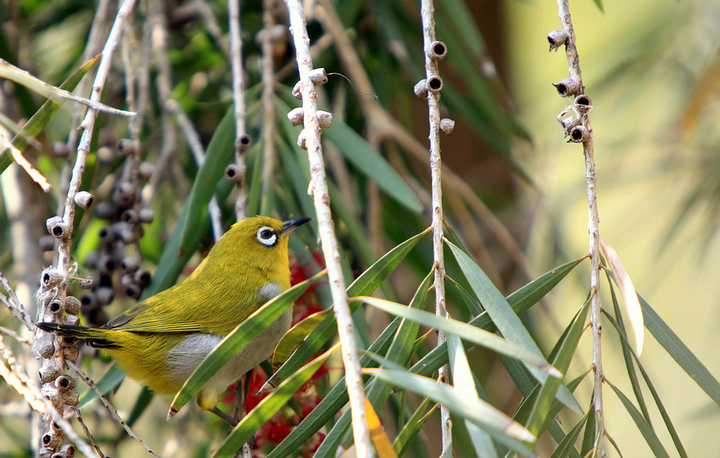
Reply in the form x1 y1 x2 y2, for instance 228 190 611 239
446 275 483 316
409 257 584 380
178 106 235 255
313 272 434 458
263 228 430 389
77 363 125 409
579 397 595 456
212 345 337 458
392 398 438 457
365 369 537 456
604 313 689 458
324 119 423 213
641 294 720 408
0 112 41 149
169 271 325 416
266 320 400 458
548 411 591 458
0 55 100 172
360 296 561 376
526 298 590 438
447 241 581 413
608 381 671 458
447 334 499 458
273 308 332 367
125 387 154 428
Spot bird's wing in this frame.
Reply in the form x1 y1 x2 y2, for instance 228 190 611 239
101 279 263 335
102 285 205 333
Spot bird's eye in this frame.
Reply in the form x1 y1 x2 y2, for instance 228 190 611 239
256 226 278 247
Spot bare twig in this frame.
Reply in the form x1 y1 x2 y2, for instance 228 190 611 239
0 58 135 118
418 0 452 449
554 0 603 455
0 335 96 457
67 360 162 457
229 0 248 220
193 0 231 58
59 0 138 276
0 325 30 345
36 1 138 454
0 272 34 331
150 0 223 241
259 0 277 214
284 1 372 456
58 0 111 217
70 407 106 458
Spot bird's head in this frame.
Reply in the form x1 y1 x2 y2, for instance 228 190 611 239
188 216 311 282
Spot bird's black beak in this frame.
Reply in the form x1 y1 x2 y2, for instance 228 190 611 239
282 217 312 234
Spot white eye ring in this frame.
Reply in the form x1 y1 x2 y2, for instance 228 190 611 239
256 226 278 246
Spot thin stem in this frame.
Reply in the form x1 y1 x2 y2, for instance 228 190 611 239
284 1 372 456
259 0 277 215
150 0 223 240
59 0 138 276
556 0 603 455
420 0 451 449
229 0 248 220
67 360 161 457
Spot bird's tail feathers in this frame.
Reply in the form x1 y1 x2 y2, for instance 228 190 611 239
36 322 119 349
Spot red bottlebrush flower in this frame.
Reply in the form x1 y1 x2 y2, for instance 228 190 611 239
262 416 293 445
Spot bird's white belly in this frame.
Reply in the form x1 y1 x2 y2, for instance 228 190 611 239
165 308 292 393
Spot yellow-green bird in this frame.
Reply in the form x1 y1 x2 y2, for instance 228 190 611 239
38 216 310 420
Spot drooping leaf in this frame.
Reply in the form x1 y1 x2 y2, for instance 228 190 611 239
608 380 671 458
446 241 580 413
365 369 537 457
178 106 235 256
212 344 338 458
169 271 326 417
358 296 561 376
641 294 720 408
0 55 100 172
263 228 429 390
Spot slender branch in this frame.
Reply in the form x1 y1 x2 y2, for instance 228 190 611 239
58 0 111 217
229 0 248 220
150 0 223 241
36 1 138 454
70 407 106 458
0 273 34 331
59 0 138 276
0 335 96 458
315 0 535 282
67 360 162 457
193 0 231 58
259 0 277 214
419 0 452 449
555 0 603 455
0 58 135 118
284 1 372 456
